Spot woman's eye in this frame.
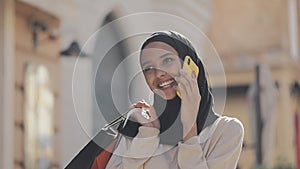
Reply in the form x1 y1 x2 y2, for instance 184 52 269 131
163 58 173 64
143 66 154 72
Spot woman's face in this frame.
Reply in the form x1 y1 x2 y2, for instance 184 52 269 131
140 42 182 100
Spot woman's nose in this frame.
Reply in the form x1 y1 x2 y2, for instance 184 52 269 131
154 68 167 78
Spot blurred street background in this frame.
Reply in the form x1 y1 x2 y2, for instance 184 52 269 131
1 0 300 168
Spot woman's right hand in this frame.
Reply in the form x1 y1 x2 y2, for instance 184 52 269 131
130 100 160 130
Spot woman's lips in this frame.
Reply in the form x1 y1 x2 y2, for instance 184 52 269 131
157 79 177 89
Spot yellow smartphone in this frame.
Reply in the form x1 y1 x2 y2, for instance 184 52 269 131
177 56 199 98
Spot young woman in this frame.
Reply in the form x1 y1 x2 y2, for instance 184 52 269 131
105 31 244 169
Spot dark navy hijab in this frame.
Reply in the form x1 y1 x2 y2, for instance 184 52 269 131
119 31 219 145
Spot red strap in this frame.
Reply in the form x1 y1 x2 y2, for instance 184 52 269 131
91 141 116 169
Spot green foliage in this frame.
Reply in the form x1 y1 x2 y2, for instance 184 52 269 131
251 164 267 169
273 157 295 169
250 157 295 169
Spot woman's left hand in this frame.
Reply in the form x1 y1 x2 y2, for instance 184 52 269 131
175 69 201 140
130 100 161 130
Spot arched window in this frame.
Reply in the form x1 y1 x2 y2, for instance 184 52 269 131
24 63 54 169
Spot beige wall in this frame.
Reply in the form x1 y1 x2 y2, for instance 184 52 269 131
208 0 288 57
0 4 4 166
0 0 15 169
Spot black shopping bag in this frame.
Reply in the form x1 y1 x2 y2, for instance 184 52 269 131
65 113 126 169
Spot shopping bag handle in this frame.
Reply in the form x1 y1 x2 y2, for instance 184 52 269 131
65 108 137 169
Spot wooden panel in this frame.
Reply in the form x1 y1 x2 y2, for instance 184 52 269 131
14 126 24 163
53 132 61 167
15 1 60 61
15 15 32 54
14 1 61 168
14 163 24 169
14 88 24 125
16 1 59 27
54 97 61 132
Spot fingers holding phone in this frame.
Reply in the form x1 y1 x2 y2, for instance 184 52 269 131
174 56 201 134
176 56 199 98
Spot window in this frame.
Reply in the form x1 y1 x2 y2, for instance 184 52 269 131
24 63 54 169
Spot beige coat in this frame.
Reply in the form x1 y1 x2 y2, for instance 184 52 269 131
106 116 244 169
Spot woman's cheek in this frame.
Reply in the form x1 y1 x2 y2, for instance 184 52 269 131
145 76 155 90
173 62 181 74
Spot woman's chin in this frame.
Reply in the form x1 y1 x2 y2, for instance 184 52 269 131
153 88 177 100
165 94 177 100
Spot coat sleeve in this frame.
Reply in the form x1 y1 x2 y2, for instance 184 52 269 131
105 126 160 169
177 118 244 169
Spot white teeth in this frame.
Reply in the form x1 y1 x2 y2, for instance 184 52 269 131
159 80 174 88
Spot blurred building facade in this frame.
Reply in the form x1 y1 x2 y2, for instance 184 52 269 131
1 1 61 169
207 0 300 168
1 0 300 169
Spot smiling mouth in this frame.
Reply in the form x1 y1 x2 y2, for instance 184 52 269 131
157 79 177 89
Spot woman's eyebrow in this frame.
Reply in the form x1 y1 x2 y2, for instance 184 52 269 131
159 52 175 59
141 61 150 68
141 52 175 67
